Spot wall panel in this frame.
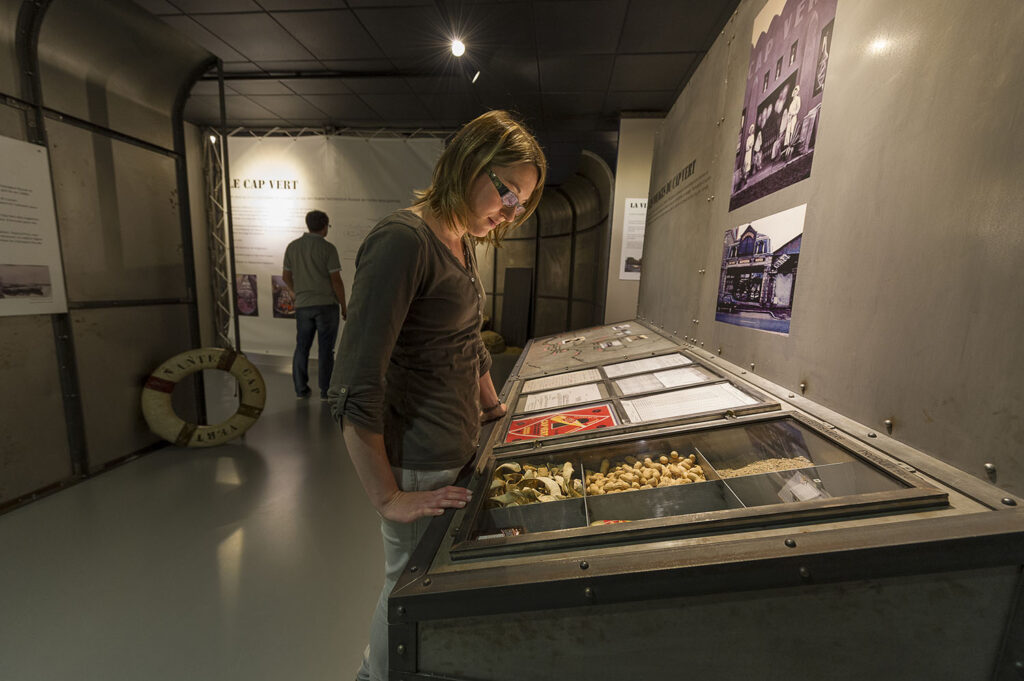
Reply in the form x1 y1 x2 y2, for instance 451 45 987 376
641 0 1024 492
37 0 210 149
0 316 72 505
0 101 27 140
47 120 187 302
72 305 196 469
0 0 19 98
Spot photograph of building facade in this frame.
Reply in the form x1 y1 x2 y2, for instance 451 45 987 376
716 224 802 334
730 0 838 211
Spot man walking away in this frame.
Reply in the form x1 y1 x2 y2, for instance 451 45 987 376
283 210 348 400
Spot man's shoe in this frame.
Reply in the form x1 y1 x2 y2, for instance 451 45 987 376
297 390 311 399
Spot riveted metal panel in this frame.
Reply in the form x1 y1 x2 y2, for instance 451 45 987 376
571 227 600 305
37 0 211 149
71 305 196 469
0 101 27 140
536 189 572 237
419 567 1018 681
46 119 187 303
534 298 567 338
537 234 570 297
560 175 601 229
0 0 18 98
642 0 1024 494
0 316 73 505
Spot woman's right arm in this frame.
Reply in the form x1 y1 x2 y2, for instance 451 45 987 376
342 418 472 522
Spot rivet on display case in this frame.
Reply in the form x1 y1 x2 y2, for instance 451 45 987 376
409 566 418 572
883 418 893 435
867 432 877 438
1001 498 1017 507
984 463 997 482
584 587 595 599
579 560 589 570
750 363 755 371
422 578 432 586
798 566 811 580
396 644 406 656
785 538 797 548
799 382 807 394
717 347 723 355
397 606 406 616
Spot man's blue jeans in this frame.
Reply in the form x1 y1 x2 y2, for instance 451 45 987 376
292 304 340 397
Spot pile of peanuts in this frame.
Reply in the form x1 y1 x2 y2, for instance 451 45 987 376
585 451 705 495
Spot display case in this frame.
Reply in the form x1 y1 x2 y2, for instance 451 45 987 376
386 322 1024 681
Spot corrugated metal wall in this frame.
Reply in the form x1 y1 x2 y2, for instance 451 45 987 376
0 0 213 507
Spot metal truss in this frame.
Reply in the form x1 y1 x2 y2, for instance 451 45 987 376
202 129 234 349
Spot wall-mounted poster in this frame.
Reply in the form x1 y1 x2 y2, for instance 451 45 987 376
715 204 805 335
0 135 67 317
271 275 295 319
236 274 258 316
619 198 647 280
729 0 838 211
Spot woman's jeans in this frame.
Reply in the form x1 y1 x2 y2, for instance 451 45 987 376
292 303 339 397
356 466 462 681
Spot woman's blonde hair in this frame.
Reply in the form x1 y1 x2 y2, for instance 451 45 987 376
414 110 546 246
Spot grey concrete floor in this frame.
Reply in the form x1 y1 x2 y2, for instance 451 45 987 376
0 354 382 681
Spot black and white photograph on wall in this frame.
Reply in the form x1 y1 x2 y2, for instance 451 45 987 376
715 204 805 335
271 275 295 319
236 273 258 317
729 0 838 211
0 264 52 300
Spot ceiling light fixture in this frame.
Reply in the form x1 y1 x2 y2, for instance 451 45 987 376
209 134 217 144
472 70 480 84
451 39 466 57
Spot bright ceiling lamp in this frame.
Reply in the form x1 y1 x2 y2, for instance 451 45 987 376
451 39 466 57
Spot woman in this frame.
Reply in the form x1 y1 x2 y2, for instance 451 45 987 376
329 110 546 681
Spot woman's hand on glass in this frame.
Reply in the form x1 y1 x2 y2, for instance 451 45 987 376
379 486 473 523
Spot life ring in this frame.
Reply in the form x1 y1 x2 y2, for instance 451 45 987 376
141 347 266 448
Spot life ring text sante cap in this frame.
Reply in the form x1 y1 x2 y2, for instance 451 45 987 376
141 348 266 447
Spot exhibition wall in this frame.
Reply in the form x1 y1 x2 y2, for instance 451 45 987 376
605 116 660 324
0 0 212 508
640 0 1024 493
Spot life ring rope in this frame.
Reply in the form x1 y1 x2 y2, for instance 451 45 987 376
141 347 266 448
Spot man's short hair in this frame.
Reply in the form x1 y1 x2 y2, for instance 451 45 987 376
306 210 329 232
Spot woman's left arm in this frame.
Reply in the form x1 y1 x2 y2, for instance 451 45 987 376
479 371 506 422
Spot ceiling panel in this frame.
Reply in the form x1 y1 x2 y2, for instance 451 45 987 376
245 95 329 119
603 90 676 115
609 53 700 92
361 93 432 120
172 0 260 12
279 77 353 95
160 16 246 62
618 0 733 53
539 54 614 92
252 60 326 72
260 0 346 8
353 6 448 61
141 0 744 181
226 80 294 95
302 94 380 119
192 13 314 61
271 10 385 60
544 92 606 117
340 77 412 94
534 0 628 55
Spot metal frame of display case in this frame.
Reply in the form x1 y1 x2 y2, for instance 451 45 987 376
385 322 1024 681
449 410 950 559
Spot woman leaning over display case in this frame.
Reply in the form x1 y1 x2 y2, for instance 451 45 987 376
328 109 546 681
